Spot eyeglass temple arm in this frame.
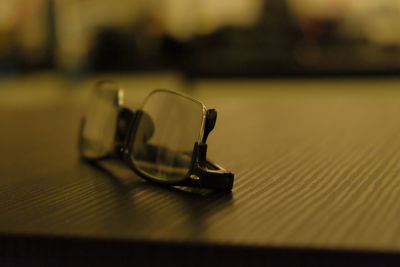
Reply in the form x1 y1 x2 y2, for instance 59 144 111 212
184 142 234 191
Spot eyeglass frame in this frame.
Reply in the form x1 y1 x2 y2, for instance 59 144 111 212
78 86 234 191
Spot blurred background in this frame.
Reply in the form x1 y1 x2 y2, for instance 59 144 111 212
1 0 400 77
1 0 400 109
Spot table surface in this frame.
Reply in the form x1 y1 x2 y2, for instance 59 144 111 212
3 75 400 266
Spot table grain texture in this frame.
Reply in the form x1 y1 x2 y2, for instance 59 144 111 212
2 77 400 266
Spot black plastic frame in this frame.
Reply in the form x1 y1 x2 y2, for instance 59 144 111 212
79 89 234 191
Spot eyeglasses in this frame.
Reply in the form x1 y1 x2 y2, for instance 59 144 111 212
78 81 234 191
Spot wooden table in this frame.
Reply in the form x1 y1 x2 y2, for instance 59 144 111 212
2 77 400 266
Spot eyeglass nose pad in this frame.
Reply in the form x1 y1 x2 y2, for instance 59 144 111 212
116 108 134 142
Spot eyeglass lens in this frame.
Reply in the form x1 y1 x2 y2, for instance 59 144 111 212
131 91 205 182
